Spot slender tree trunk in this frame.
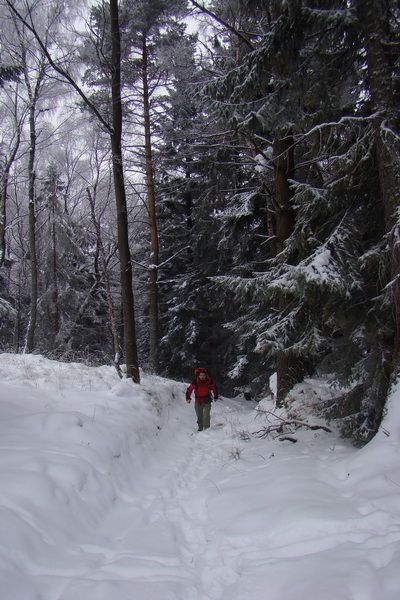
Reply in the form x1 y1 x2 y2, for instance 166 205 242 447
184 177 193 230
1 94 23 267
1 170 10 268
13 273 22 351
142 33 160 374
0 134 20 267
87 187 123 378
273 136 304 406
110 0 140 382
51 216 61 338
24 102 38 353
273 137 296 254
16 37 46 354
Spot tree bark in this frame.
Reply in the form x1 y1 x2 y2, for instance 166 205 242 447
110 0 140 382
273 136 296 254
357 0 400 374
24 84 39 353
0 167 11 268
87 187 123 378
142 33 160 374
276 353 304 405
273 136 304 406
0 128 21 267
50 194 61 339
352 0 400 438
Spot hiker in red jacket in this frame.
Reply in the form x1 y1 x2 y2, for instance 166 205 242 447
186 367 218 431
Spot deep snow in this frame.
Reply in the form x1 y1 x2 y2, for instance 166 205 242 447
0 352 400 600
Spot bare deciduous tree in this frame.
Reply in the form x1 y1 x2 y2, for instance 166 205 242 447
5 0 140 380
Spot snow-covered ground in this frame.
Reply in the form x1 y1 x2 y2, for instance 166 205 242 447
0 353 400 600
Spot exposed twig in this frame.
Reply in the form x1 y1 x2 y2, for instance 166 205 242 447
5 0 112 133
284 420 332 433
253 418 331 440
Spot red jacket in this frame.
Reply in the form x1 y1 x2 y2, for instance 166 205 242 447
186 375 218 404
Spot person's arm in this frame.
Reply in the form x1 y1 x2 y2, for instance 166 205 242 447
211 383 218 400
186 383 195 403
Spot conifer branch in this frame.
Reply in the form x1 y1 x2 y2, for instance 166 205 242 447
188 0 254 50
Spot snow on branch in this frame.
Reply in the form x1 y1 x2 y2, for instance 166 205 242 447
252 413 331 442
296 113 379 144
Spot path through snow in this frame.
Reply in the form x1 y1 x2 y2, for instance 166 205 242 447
1 354 400 599
59 393 255 600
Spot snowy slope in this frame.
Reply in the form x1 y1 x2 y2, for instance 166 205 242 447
0 353 399 600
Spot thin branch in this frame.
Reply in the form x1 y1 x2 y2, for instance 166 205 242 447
253 418 332 440
130 245 191 272
157 245 191 269
5 0 112 134
188 0 254 50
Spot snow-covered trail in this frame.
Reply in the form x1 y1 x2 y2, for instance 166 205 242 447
1 354 400 600
54 392 399 600
56 395 251 600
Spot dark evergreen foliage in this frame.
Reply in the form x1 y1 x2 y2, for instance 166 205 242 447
0 65 20 87
173 0 399 439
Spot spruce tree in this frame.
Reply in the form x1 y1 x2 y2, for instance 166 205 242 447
188 0 398 439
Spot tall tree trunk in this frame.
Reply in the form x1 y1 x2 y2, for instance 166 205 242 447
142 33 160 374
87 187 123 378
15 35 46 354
1 168 11 268
0 132 20 267
273 137 296 254
51 216 60 338
110 0 140 382
24 101 38 354
357 0 399 364
13 268 23 351
356 0 400 425
273 136 304 406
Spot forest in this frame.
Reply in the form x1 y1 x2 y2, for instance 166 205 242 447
0 0 399 445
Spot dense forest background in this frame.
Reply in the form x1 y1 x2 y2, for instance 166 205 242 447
0 0 399 444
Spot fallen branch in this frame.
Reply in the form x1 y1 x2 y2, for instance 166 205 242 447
253 418 331 439
284 420 332 433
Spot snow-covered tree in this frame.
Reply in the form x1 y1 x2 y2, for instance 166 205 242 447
185 0 399 440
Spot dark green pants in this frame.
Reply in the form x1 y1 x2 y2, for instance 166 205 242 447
195 402 211 430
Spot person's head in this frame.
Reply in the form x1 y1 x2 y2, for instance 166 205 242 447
195 367 208 380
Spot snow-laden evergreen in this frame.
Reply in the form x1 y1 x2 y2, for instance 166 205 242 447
1 353 399 599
